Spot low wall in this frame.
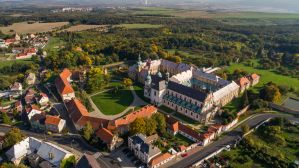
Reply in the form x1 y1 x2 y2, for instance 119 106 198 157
237 105 250 116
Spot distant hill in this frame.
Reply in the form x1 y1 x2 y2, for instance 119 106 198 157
0 0 299 13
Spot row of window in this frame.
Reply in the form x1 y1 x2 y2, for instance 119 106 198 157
163 100 200 119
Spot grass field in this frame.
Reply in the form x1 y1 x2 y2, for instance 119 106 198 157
91 89 133 115
225 62 299 90
44 37 65 53
115 24 162 29
60 24 106 32
0 59 33 68
0 21 68 34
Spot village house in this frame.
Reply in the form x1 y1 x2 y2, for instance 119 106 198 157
95 127 123 151
148 152 174 168
107 105 157 135
65 98 108 130
26 104 42 120
45 115 66 133
30 113 46 131
248 73 260 86
237 77 251 93
16 48 37 60
76 153 101 168
26 73 36 85
24 89 36 104
166 116 201 143
55 68 75 101
6 137 74 167
14 101 23 113
128 134 161 164
10 82 22 95
36 93 49 106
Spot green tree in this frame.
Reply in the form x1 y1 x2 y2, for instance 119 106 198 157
86 67 105 93
260 83 281 103
241 124 250 135
1 162 28 168
152 113 166 133
123 78 133 88
241 89 249 108
2 112 12 125
60 155 76 168
82 122 93 141
130 118 146 135
3 127 24 148
145 118 157 136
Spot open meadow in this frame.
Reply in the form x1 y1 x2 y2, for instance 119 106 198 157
0 22 68 34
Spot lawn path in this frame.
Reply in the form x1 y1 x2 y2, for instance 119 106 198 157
88 86 147 120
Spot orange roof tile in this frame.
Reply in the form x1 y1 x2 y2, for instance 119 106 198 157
108 105 157 130
238 77 250 87
250 73 259 80
45 115 61 126
149 153 173 167
178 123 201 140
66 99 89 123
96 128 114 144
77 116 109 130
55 68 74 95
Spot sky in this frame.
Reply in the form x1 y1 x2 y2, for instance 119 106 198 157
1 0 299 13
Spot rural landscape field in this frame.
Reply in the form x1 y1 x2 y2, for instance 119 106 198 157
0 1 298 168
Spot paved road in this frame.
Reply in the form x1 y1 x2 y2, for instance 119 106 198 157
169 113 299 168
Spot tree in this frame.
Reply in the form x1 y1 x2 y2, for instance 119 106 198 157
3 127 24 148
82 122 93 141
145 118 157 136
152 113 166 133
1 162 28 168
60 155 76 168
86 67 106 93
241 124 250 135
2 112 12 125
241 89 249 108
123 78 133 88
130 118 146 135
260 82 281 103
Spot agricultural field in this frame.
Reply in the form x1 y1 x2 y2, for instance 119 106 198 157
60 24 106 32
114 24 162 29
90 89 133 115
0 21 68 34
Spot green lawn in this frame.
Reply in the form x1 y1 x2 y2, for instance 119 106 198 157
114 24 162 29
223 96 242 113
91 89 134 115
173 112 200 125
133 84 150 102
226 62 299 90
44 37 65 53
175 134 194 146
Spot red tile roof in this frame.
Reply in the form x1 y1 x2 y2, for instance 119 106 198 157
55 68 74 96
199 131 215 140
26 104 41 113
45 115 61 126
178 123 201 140
66 99 109 129
66 99 89 123
207 124 222 133
238 77 250 87
96 128 114 144
108 105 157 130
166 116 179 132
178 145 187 152
149 152 173 167
250 73 259 80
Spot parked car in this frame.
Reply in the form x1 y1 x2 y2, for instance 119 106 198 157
181 153 188 157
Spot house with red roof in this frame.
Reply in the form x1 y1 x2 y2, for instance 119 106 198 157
107 105 157 134
16 48 37 60
95 128 123 151
248 73 260 86
36 93 49 106
237 76 251 93
30 113 46 131
55 69 75 101
148 152 174 168
24 88 36 104
26 104 42 120
65 99 108 130
45 115 66 133
166 116 201 143
199 131 215 146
